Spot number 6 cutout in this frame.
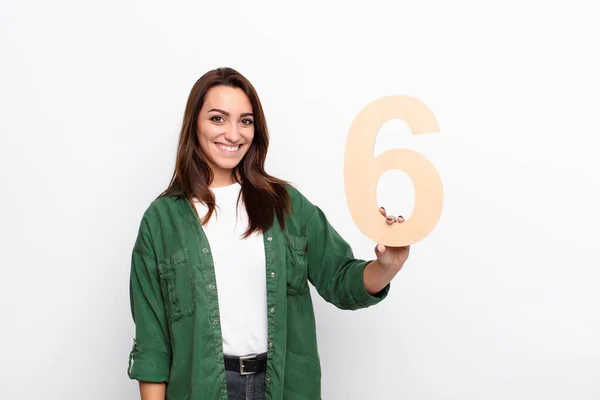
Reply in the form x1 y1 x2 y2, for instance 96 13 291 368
344 95 443 247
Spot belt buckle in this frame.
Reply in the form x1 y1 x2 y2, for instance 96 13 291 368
239 354 257 376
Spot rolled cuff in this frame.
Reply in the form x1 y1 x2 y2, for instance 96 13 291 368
344 260 391 309
128 344 170 383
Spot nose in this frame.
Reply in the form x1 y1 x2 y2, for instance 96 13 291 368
224 122 241 142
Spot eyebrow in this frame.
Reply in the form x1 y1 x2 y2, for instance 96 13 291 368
207 108 254 117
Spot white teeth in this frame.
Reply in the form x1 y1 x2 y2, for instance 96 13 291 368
216 144 240 152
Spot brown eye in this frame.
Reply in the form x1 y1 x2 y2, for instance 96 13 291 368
210 116 224 123
241 118 254 126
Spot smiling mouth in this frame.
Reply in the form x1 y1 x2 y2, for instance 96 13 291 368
215 143 242 153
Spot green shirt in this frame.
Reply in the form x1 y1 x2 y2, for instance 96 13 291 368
127 184 390 399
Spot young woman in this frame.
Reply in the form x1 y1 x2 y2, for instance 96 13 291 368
127 67 410 400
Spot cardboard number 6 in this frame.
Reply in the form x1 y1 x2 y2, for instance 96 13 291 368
344 95 443 247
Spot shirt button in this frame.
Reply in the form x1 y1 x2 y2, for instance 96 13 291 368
202 248 209 253
268 342 273 348
267 236 272 242
213 319 219 325
208 284 215 290
270 307 275 313
270 272 276 278
266 376 270 382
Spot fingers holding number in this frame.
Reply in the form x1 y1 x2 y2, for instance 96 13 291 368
378 207 405 225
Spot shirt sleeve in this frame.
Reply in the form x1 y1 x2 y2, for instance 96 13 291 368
304 206 390 310
127 218 171 382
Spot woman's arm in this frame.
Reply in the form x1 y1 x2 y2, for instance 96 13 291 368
363 258 403 295
139 382 166 400
303 205 409 309
303 206 386 310
128 217 172 390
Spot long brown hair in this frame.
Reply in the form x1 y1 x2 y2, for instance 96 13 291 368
159 67 291 237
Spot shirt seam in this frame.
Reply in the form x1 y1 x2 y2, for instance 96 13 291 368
133 248 157 264
302 206 319 234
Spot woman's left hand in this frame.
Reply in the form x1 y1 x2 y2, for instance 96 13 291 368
374 207 411 270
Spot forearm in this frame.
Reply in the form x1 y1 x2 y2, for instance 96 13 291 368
363 260 401 295
139 382 166 400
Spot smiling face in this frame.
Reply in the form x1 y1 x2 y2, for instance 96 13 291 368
197 85 255 187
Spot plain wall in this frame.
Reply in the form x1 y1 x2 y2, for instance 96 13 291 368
1 0 599 398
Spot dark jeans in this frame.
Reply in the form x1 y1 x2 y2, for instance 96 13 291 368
225 369 266 400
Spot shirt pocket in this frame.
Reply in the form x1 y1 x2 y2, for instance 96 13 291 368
157 247 195 323
283 232 309 295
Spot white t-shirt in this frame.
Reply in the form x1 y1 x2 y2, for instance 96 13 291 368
193 183 268 356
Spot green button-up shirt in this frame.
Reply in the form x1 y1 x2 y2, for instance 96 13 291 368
127 184 390 399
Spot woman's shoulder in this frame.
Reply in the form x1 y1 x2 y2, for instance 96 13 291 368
283 183 320 225
136 193 188 231
132 194 190 259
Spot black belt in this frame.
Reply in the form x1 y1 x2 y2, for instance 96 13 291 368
224 353 268 375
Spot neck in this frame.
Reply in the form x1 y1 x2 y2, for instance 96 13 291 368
209 168 238 188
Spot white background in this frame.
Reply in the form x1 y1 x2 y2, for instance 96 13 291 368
1 0 599 399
